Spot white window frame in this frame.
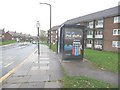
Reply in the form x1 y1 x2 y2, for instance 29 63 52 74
113 29 120 35
96 20 103 25
114 16 120 23
87 21 93 28
95 40 102 45
112 41 120 48
95 19 103 28
87 39 92 44
87 30 93 35
95 30 103 35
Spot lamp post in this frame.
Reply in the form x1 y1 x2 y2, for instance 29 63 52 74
40 3 51 49
36 21 40 55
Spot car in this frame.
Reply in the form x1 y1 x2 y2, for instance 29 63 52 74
32 41 37 44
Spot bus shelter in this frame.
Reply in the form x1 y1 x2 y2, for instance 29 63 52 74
57 24 85 61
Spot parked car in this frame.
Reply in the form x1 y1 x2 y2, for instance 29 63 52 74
32 41 37 44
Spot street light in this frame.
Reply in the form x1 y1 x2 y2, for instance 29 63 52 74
36 21 40 55
40 2 51 49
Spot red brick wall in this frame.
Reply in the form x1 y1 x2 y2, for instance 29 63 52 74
103 16 120 52
4 32 12 41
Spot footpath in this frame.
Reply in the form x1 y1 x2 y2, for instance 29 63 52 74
1 44 118 88
1 44 63 88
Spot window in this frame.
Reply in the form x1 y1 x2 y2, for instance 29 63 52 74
95 19 103 28
117 41 120 47
95 40 102 45
89 21 93 25
87 21 93 28
114 16 120 23
87 30 93 35
95 31 102 35
88 40 92 44
96 20 103 25
118 30 120 34
113 29 120 35
112 41 120 48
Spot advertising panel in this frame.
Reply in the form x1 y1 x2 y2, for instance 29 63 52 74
63 28 83 59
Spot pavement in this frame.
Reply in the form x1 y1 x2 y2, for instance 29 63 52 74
1 44 118 88
1 44 64 88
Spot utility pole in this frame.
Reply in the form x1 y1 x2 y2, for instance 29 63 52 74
40 3 52 49
36 21 40 55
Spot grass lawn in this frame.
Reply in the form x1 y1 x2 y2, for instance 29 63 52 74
44 43 56 52
63 76 114 88
46 44 118 73
84 49 118 73
50 44 56 52
0 40 16 45
45 44 117 88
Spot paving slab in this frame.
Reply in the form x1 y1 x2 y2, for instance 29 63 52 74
2 83 21 88
28 69 48 75
44 81 62 88
19 82 45 88
49 72 64 81
4 75 30 84
28 75 49 82
31 66 49 71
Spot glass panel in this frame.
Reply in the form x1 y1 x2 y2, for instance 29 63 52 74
114 16 120 23
118 30 120 34
98 20 103 25
117 41 120 47
113 29 117 35
112 41 116 47
118 16 120 23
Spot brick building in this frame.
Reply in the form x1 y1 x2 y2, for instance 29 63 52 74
64 6 120 52
4 32 12 41
48 25 60 44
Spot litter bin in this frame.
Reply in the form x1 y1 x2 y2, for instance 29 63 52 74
57 24 85 61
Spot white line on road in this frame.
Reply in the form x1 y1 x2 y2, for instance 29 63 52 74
0 49 37 83
4 61 15 68
6 56 13 60
40 58 49 60
6 56 16 60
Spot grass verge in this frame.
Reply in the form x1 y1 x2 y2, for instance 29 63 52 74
63 76 114 88
44 43 56 52
0 40 16 45
84 49 118 73
45 44 118 73
45 44 116 88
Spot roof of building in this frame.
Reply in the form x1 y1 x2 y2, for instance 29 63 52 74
48 25 60 31
64 5 120 24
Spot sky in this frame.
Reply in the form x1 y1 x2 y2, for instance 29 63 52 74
0 0 119 36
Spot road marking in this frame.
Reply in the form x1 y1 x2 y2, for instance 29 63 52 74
4 61 15 68
0 49 37 83
6 56 13 60
6 56 16 60
40 57 49 59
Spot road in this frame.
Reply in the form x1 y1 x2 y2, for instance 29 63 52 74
0 42 37 78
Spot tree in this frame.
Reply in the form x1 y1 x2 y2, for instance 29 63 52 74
40 30 47 43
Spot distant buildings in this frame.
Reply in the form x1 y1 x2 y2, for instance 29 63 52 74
0 29 34 42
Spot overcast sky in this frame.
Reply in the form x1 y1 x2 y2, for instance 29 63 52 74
0 0 119 36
